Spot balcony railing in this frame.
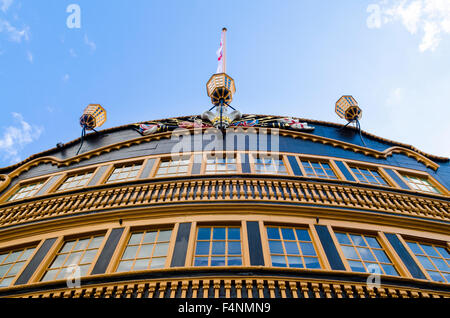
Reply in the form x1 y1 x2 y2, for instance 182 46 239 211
0 175 448 228
4 276 449 299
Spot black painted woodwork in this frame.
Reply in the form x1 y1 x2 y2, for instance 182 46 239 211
170 223 192 267
91 228 124 275
314 225 346 270
246 221 265 266
334 160 355 181
14 238 57 285
384 168 410 190
384 233 427 279
287 155 302 176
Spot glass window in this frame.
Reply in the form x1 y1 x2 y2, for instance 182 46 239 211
0 246 36 287
106 163 142 183
41 235 105 282
204 156 238 174
299 160 337 179
194 226 242 266
8 182 45 201
155 158 190 177
401 174 441 194
266 226 321 269
116 229 172 272
336 232 399 276
350 166 389 186
252 156 288 175
406 241 450 283
57 171 94 191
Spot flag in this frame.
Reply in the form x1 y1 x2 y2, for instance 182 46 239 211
216 30 225 73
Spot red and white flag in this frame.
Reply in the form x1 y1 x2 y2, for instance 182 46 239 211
216 30 225 73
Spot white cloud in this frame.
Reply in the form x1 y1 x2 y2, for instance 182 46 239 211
0 0 13 13
0 18 29 42
62 73 70 82
26 50 33 63
84 34 96 52
386 87 403 105
69 48 77 57
368 0 450 52
0 113 43 164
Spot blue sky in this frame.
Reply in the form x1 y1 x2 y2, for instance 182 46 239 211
0 0 449 167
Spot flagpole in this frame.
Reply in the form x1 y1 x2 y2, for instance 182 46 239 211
222 27 227 73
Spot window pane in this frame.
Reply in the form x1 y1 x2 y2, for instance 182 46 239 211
228 257 242 266
228 242 241 255
194 257 208 267
89 237 104 249
295 229 311 241
196 242 210 255
50 255 67 269
228 228 240 240
350 235 366 247
117 260 133 272
80 250 97 264
435 247 450 259
304 257 321 269
150 257 166 269
143 232 157 244
0 264 11 276
7 251 21 263
74 239 89 251
0 254 8 264
197 228 211 240
281 228 295 240
299 242 316 256
341 246 359 259
213 228 226 240
284 242 299 255
381 264 398 276
348 261 365 272
41 269 58 282
157 230 172 242
267 227 280 240
123 246 139 260
365 263 382 275
211 241 226 255
271 255 286 267
407 242 423 255
129 233 143 245
211 256 225 266
153 243 169 257
7 262 23 276
287 256 303 268
134 259 149 271
0 277 14 287
365 237 381 249
421 244 440 257
428 271 445 283
431 258 449 272
373 249 390 263
335 233 352 245
137 244 153 259
417 256 435 270
357 247 376 262
269 241 284 254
